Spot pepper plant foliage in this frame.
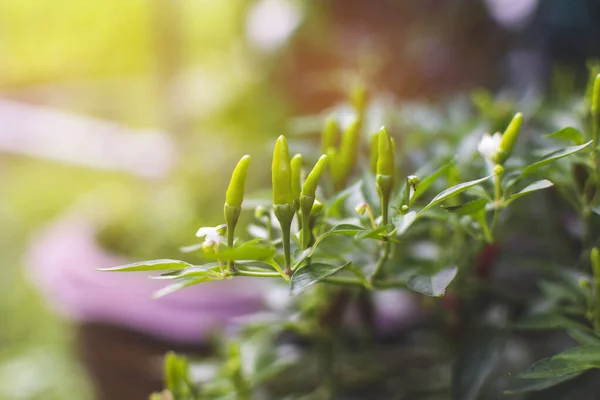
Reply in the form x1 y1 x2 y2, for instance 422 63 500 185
103 71 600 399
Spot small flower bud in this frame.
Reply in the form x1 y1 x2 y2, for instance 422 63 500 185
493 164 504 176
202 239 216 253
400 205 409 214
355 202 368 215
310 199 324 216
407 175 420 189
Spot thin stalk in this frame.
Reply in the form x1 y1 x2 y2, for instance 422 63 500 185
369 240 391 283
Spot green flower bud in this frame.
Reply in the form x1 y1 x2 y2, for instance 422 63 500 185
355 202 368 215
302 155 328 198
400 205 410 214
225 155 251 208
493 164 504 176
407 175 420 189
377 126 394 177
310 199 324 216
497 112 523 164
290 153 303 205
272 135 294 206
322 116 339 154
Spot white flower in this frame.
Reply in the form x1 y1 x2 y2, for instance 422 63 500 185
196 226 224 250
477 132 502 163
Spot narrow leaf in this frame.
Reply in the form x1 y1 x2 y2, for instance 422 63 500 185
395 211 417 237
410 160 454 205
504 373 583 394
442 199 487 215
522 141 592 176
290 262 351 296
98 259 193 272
417 175 495 217
154 276 220 298
407 265 457 297
508 180 554 202
519 346 600 379
514 313 591 331
567 329 600 346
543 127 584 145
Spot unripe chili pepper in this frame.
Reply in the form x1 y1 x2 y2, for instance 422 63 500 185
290 153 303 209
376 126 395 226
369 133 378 174
300 155 328 248
592 74 600 118
224 155 251 272
349 83 367 120
272 136 294 206
322 116 339 154
496 112 523 165
272 135 295 274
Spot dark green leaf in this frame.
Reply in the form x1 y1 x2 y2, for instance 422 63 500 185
442 199 487 215
98 259 193 272
504 373 583 394
519 346 600 379
290 262 351 296
514 313 590 331
522 141 592 176
417 175 495 217
395 211 417 237
543 127 584 145
407 265 457 297
568 329 600 346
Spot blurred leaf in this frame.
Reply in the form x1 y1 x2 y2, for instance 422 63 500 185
504 373 583 394
508 180 554 203
290 262 351 296
153 264 218 280
514 313 590 331
417 175 495 217
453 329 504 400
442 199 487 215
407 265 457 297
518 346 600 379
568 329 600 346
522 141 592 176
543 127 584 145
204 243 276 261
98 259 193 272
154 276 221 298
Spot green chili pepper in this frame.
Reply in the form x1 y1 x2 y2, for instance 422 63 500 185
322 116 339 154
272 135 295 274
349 82 367 120
272 136 294 206
290 153 303 208
592 73 600 118
300 155 328 249
225 155 251 208
376 126 395 226
496 112 523 164
224 155 251 272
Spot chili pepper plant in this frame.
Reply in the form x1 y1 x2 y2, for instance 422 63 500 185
102 70 600 399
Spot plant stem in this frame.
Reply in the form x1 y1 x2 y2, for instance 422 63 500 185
323 276 364 286
234 269 281 278
365 202 377 230
369 240 390 283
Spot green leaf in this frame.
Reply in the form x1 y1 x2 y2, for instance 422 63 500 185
395 211 417 237
154 276 220 298
504 373 583 394
290 262 351 296
355 225 392 241
514 313 590 331
508 180 554 203
543 127 584 145
152 264 218 280
522 141 592 176
417 175 495 217
98 259 193 272
519 346 600 379
407 265 457 297
442 199 487 215
410 160 454 205
568 329 600 346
